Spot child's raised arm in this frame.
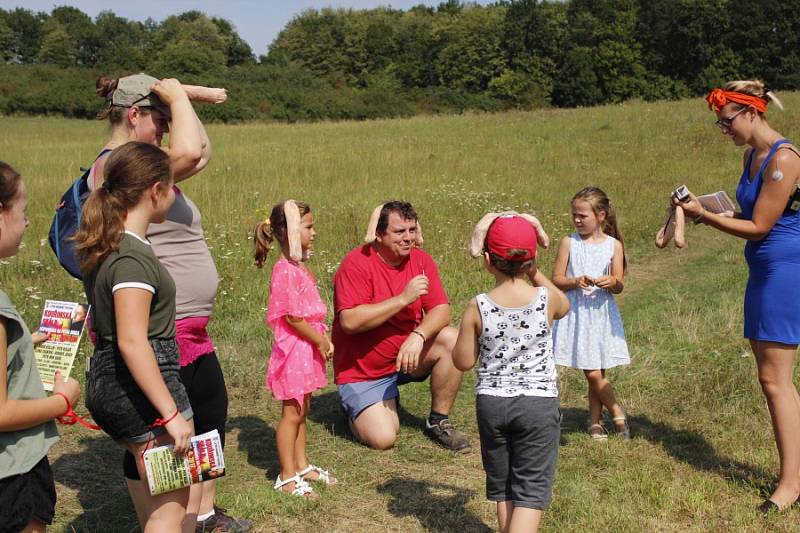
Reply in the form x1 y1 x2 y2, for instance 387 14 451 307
0 318 80 432
285 316 334 360
453 298 481 372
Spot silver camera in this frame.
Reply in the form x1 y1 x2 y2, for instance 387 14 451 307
674 185 691 202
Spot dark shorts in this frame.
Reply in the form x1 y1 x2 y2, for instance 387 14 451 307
337 371 427 420
477 395 561 510
0 456 56 530
86 338 192 443
124 351 228 480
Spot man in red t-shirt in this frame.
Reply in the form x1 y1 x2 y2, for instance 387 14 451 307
333 201 469 452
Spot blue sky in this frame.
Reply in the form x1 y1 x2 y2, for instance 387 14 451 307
3 1 493 56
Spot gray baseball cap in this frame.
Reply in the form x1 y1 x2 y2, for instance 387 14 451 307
111 73 170 116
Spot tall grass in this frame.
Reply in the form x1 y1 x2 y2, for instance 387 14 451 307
1 94 799 531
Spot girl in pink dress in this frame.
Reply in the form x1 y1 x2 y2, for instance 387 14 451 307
254 200 336 498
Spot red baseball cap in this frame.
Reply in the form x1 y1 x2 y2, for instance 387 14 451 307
485 215 537 261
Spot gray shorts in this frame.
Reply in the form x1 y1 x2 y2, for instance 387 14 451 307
476 395 561 509
86 338 192 443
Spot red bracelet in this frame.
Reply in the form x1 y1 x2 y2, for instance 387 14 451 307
148 410 180 429
53 392 101 430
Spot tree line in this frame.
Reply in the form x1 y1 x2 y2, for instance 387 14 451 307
1 1 798 122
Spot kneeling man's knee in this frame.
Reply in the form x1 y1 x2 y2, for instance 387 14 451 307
362 427 398 450
437 325 458 353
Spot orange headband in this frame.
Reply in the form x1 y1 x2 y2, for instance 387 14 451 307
706 88 767 113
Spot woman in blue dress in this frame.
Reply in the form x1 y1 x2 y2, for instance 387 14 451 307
677 80 800 513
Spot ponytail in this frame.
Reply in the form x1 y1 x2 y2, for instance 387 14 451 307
73 142 172 274
603 200 627 272
253 220 274 268
75 188 127 273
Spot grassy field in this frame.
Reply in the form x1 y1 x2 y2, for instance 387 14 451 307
2 94 800 532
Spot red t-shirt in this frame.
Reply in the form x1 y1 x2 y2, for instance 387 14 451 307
333 244 449 384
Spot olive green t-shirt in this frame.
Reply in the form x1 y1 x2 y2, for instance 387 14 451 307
85 232 177 342
0 289 59 480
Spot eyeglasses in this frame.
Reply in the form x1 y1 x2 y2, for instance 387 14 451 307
715 107 748 130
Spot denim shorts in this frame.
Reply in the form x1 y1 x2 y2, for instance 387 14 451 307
477 395 561 509
86 338 193 443
337 371 427 420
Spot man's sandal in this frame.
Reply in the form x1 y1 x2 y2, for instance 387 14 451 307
298 464 337 485
273 474 315 497
587 423 608 440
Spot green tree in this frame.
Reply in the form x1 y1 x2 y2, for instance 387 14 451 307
51 6 98 66
149 13 227 79
391 9 440 87
211 17 254 66
552 46 602 107
436 5 508 91
636 0 734 93
0 14 13 63
500 0 568 102
94 11 148 71
5 8 47 63
37 19 77 67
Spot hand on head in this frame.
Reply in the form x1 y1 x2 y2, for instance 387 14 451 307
149 78 187 106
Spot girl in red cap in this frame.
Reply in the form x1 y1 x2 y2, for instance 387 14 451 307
551 187 631 440
677 80 800 513
454 212 569 533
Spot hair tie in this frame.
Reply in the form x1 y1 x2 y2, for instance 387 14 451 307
101 181 113 193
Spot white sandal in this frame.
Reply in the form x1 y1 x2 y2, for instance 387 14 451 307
274 474 314 497
297 464 337 485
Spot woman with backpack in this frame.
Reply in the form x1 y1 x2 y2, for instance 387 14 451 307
84 73 250 532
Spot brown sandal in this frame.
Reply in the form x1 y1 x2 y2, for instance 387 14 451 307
587 423 608 440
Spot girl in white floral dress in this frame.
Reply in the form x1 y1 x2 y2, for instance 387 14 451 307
552 187 630 440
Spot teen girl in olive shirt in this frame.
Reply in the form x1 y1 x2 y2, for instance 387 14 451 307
74 142 195 532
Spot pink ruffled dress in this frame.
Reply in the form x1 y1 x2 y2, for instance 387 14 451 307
265 258 328 403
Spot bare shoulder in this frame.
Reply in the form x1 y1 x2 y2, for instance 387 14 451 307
774 145 800 169
463 297 479 316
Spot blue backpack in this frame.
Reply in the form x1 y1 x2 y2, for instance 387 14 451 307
48 149 112 280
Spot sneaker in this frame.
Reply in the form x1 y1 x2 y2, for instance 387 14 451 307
195 505 252 533
424 418 470 452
